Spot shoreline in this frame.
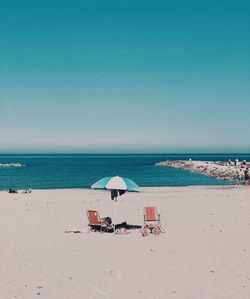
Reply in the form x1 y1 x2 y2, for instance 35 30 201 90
2 184 246 193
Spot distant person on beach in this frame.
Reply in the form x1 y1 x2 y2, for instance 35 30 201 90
9 188 18 194
237 169 244 184
244 168 249 184
242 160 247 166
111 189 118 201
22 189 32 194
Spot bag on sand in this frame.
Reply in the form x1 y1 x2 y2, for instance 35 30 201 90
102 217 112 225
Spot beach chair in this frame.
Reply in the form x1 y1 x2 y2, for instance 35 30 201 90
141 207 165 236
86 210 110 233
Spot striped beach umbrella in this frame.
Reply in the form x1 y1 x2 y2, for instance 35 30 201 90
91 176 141 234
91 175 141 192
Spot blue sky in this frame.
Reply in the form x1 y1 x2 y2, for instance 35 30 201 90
0 0 249 153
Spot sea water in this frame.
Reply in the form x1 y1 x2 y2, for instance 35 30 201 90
0 154 249 190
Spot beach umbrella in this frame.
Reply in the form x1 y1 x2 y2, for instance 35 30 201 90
91 176 141 234
91 175 141 192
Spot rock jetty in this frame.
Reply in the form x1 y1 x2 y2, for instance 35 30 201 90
0 163 24 167
155 160 250 182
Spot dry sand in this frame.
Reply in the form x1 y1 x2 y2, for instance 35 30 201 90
0 186 250 299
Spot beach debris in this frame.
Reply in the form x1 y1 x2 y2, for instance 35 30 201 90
36 286 43 295
92 284 109 295
64 230 82 233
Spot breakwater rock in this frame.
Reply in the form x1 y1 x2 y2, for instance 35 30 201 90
155 160 249 182
0 163 25 167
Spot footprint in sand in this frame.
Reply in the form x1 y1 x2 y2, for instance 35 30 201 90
91 269 122 294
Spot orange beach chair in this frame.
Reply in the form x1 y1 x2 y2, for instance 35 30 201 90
86 210 110 233
141 207 165 236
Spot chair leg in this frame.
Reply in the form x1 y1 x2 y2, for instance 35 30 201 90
158 225 165 233
141 225 149 237
158 215 165 233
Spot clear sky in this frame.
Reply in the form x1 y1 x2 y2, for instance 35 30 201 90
0 0 249 153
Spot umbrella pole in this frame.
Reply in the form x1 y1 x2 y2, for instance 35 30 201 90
113 199 116 235
110 190 117 235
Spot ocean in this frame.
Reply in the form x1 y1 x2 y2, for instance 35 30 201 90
0 154 249 190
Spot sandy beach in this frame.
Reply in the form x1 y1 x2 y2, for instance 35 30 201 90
0 186 250 299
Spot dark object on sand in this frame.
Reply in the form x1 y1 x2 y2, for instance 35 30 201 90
102 216 112 225
22 189 32 194
115 222 141 230
9 188 18 194
89 221 141 233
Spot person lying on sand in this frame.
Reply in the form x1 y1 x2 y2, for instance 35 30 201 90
22 189 32 194
88 216 141 233
8 188 18 194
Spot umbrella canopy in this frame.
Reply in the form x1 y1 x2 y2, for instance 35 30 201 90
91 175 141 192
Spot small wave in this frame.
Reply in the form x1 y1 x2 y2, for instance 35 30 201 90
0 163 25 167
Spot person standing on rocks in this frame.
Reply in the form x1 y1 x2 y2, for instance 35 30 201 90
237 169 245 184
244 168 249 185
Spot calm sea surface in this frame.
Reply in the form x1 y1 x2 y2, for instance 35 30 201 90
0 154 249 190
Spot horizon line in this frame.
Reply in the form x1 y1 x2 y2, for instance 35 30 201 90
0 152 249 155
